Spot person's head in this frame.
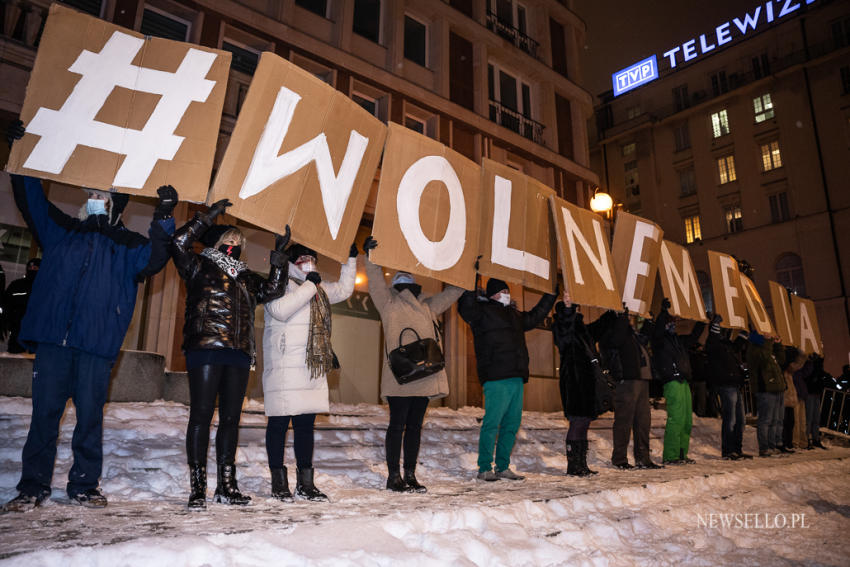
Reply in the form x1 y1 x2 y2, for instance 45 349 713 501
288 243 318 274
486 278 510 306
201 224 244 259
842 364 850 377
391 271 421 297
25 258 40 280
79 189 111 220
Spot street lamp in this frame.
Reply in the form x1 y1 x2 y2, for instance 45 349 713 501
589 188 614 216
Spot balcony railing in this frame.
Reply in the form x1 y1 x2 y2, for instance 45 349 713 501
488 99 544 145
2 0 50 49
485 9 540 60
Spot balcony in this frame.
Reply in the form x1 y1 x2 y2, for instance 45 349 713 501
1 0 50 50
488 99 544 145
485 9 540 60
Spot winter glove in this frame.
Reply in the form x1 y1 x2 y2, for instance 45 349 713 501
153 185 178 220
275 225 291 253
622 302 629 317
6 119 24 149
474 254 482 272
363 236 378 255
206 199 232 222
661 297 672 311
349 242 358 258
306 271 322 285
269 250 287 268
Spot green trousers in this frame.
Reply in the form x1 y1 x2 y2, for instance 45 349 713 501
478 378 524 472
663 380 693 461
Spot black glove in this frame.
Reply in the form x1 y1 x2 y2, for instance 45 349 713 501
622 302 629 317
555 301 566 316
474 254 482 272
6 119 24 149
207 199 232 222
661 297 672 311
349 242 358 258
363 236 378 255
269 250 286 268
306 271 321 285
154 185 178 220
275 225 291 253
554 281 561 298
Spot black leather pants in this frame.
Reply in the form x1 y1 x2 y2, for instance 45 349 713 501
186 364 249 465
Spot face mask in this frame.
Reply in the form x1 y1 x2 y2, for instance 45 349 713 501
219 244 242 260
86 199 107 216
496 293 511 307
297 260 317 274
394 283 422 298
665 322 676 335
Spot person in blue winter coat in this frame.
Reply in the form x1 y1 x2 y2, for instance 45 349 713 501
2 121 177 512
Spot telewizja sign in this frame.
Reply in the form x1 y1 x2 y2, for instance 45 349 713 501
611 0 818 96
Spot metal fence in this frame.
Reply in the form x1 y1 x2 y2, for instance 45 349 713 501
820 388 849 436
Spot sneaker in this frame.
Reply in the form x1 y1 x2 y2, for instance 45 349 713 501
681 457 696 464
736 452 754 459
495 468 525 481
477 470 498 482
778 446 795 454
613 462 634 470
635 461 663 469
662 459 683 465
69 488 107 508
3 492 48 513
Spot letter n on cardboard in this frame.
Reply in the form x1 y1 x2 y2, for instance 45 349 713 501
207 52 387 262
5 4 230 201
370 123 480 290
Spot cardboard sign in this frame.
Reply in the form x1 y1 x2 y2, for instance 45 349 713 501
611 211 663 317
5 4 229 201
207 52 386 262
477 158 556 294
549 196 621 310
769 280 796 346
370 123 480 289
657 240 707 322
707 250 748 330
791 294 823 355
740 274 775 336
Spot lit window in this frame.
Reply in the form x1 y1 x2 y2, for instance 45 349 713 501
724 206 743 233
769 192 790 223
622 142 636 157
684 215 702 243
761 140 783 171
717 155 737 184
753 93 775 123
711 109 730 138
404 15 428 67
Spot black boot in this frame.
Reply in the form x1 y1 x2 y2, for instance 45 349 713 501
270 466 292 501
579 440 598 475
188 463 207 509
214 464 251 505
403 469 427 493
566 440 585 476
296 467 328 501
386 471 411 492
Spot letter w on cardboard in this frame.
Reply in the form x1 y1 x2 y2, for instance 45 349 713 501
207 52 386 262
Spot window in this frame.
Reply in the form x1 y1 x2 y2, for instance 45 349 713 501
450 32 474 110
492 0 528 35
832 16 850 49
351 82 388 122
697 270 714 313
403 103 438 138
752 52 770 79
679 168 696 196
622 142 636 157
353 0 381 43
488 63 533 117
711 109 730 138
753 94 775 123
673 84 689 111
769 192 791 223
841 66 850 95
776 253 806 296
626 105 641 120
140 6 190 41
717 155 737 184
222 41 260 75
760 140 783 171
684 215 702 243
63 0 102 16
405 115 426 134
710 70 728 96
404 15 428 67
724 206 743 233
291 53 336 86
352 92 377 116
624 159 638 195
295 0 329 18
673 123 691 152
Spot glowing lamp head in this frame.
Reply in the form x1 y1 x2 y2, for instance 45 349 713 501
589 191 613 214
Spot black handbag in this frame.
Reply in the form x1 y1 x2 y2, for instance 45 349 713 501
387 327 445 384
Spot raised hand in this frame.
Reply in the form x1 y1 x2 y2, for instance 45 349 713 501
661 297 672 311
154 185 178 219
275 225 291 252
363 236 378 255
208 198 232 221
349 242 358 258
306 271 322 285
6 119 24 149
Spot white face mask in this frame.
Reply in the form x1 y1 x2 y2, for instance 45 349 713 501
496 293 511 307
297 260 317 274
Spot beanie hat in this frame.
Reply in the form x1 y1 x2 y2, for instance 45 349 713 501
486 278 509 298
391 271 415 286
287 243 318 261
200 224 236 248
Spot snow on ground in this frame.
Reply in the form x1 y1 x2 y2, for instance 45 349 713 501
0 396 848 566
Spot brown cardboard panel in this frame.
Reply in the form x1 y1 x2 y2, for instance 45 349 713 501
5 4 229 201
207 52 387 263
707 250 748 330
769 280 796 346
370 123 480 290
657 240 707 322
549 195 621 310
477 158 556 294
791 295 823 355
740 274 775 336
611 211 663 318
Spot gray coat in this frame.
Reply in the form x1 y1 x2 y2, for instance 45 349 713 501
366 258 464 399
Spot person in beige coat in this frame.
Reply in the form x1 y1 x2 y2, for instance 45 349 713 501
262 242 357 502
363 237 464 493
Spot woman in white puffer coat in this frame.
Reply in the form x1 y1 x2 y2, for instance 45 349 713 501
263 242 357 502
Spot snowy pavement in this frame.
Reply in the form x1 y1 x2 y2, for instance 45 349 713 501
0 397 848 566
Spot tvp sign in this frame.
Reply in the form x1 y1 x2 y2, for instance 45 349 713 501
612 55 659 97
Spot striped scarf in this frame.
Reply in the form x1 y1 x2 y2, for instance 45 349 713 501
301 279 333 380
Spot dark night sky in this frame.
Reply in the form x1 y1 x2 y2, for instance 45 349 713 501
574 0 761 97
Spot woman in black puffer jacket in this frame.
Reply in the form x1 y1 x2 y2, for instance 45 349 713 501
171 198 289 509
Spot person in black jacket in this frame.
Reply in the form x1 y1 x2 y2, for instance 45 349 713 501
552 301 601 476
2 258 40 353
805 355 829 449
652 298 705 465
459 278 555 481
171 199 289 509
704 314 752 460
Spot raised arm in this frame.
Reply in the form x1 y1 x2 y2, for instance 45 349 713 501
424 285 464 316
266 279 315 321
521 292 556 331
324 256 357 304
11 175 71 252
254 229 290 305
365 256 391 312
135 186 178 280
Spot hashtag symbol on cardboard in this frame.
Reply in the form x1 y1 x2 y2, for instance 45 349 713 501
23 31 217 189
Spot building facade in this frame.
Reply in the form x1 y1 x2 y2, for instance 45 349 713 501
589 0 850 374
0 0 597 410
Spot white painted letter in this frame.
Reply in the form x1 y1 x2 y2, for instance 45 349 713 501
622 220 661 314
719 254 746 328
491 175 549 279
561 208 615 290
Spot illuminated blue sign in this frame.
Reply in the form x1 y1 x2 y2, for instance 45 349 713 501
612 55 658 97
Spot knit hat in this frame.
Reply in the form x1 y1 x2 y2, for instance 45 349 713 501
288 243 317 262
200 224 237 248
391 271 415 286
486 278 509 298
